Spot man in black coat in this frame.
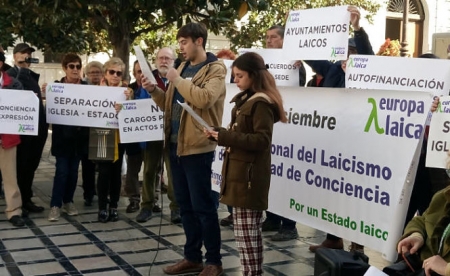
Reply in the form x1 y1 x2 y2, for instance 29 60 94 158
6 43 48 214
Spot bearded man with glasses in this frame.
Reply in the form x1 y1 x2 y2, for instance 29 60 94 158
7 43 49 215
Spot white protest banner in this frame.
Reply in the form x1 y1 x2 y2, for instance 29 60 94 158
117 99 164 143
238 49 300 86
133 46 157 84
426 96 450 168
346 55 450 96
283 6 350 60
0 89 39 135
212 84 432 261
46 83 126 128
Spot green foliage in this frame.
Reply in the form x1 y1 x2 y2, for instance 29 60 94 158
0 0 380 66
0 0 259 56
223 0 381 52
0 0 266 79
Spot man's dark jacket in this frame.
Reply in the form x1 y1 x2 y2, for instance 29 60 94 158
305 28 374 88
6 66 48 134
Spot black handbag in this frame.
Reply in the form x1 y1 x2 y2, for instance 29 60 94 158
314 248 370 276
382 259 436 276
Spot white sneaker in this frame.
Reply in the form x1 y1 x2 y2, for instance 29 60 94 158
62 202 78 216
48 206 60 221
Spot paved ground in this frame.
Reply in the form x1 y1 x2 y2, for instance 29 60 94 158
0 132 391 276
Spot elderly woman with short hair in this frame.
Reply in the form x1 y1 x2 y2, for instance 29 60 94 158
96 57 127 223
48 53 89 222
84 61 103 85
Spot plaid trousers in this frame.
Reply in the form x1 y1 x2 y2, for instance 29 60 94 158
233 207 264 275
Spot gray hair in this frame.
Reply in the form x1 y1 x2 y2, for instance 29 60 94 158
103 57 125 73
85 61 103 74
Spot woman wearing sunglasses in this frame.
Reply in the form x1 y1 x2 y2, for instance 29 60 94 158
101 57 125 87
48 53 89 221
96 57 127 222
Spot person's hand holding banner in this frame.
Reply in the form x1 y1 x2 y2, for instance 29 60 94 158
348 5 361 31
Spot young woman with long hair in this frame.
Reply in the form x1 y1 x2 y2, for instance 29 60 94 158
205 52 287 275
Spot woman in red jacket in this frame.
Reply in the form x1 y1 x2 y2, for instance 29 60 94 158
0 70 25 227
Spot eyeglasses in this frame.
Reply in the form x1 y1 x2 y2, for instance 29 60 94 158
88 71 102 75
107 69 123 77
158 56 173 61
67 64 82 70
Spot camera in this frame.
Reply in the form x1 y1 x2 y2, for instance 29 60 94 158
25 57 39 64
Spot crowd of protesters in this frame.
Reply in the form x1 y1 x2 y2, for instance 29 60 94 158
2 4 450 276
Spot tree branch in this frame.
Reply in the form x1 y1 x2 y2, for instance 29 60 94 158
189 11 211 19
131 20 175 40
90 9 110 31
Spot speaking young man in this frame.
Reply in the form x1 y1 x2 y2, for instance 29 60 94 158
142 23 226 276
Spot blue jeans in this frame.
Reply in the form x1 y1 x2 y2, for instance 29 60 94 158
170 143 221 265
50 156 81 207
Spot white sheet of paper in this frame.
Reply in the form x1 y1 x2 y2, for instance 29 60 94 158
133 45 157 84
363 266 388 276
177 100 213 131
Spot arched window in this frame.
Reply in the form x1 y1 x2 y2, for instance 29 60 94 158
387 0 422 16
385 0 424 56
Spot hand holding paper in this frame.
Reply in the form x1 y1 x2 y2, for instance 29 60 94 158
204 128 218 141
141 76 156 92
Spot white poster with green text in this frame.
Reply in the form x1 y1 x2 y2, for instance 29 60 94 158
426 96 450 168
283 6 350 60
0 89 39 135
46 83 126 128
211 85 432 261
345 55 450 96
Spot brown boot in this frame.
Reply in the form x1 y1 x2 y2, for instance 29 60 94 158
199 264 223 276
349 242 364 254
163 259 203 275
309 238 344 252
